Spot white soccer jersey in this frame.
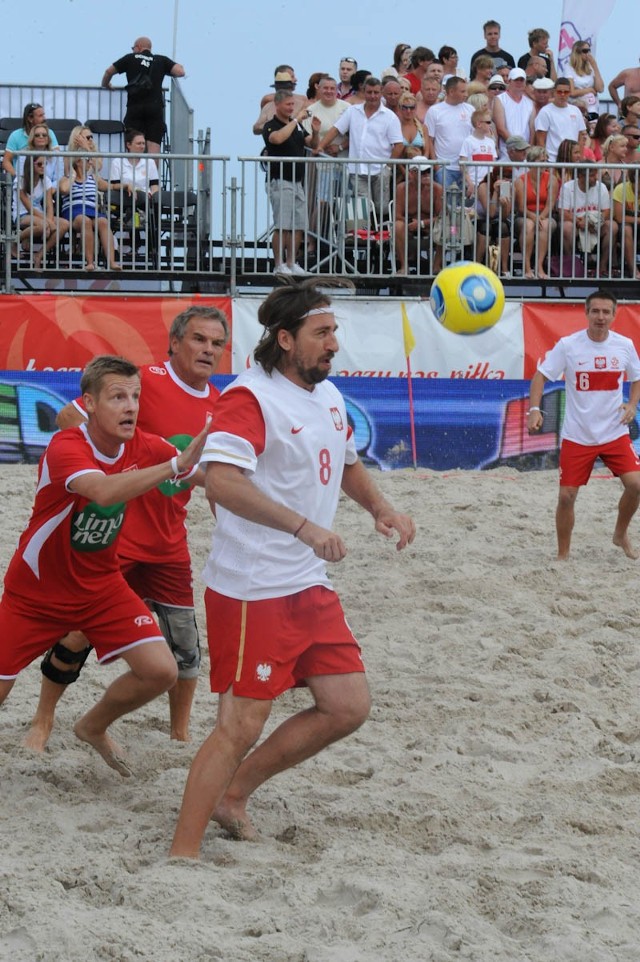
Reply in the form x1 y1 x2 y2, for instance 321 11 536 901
201 366 358 600
539 329 640 445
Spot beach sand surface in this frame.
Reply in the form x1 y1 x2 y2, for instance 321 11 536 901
1 465 640 962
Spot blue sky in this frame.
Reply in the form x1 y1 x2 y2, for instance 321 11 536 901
1 0 636 166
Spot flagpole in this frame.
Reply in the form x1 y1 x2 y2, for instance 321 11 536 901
401 302 418 469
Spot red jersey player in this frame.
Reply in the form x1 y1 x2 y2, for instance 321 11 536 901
24 307 228 751
528 289 640 559
0 355 211 776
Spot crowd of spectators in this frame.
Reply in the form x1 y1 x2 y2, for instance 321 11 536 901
257 21 640 280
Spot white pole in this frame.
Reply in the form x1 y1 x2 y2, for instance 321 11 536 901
172 0 179 60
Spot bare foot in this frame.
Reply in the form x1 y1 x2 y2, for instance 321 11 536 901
22 716 53 752
537 269 549 279
170 730 191 742
524 269 535 279
85 262 96 271
212 797 258 841
613 533 639 559
73 718 133 777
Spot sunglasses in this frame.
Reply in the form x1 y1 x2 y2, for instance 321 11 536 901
580 48 591 54
628 134 640 140
489 85 504 90
400 104 416 110
25 103 42 112
341 57 357 64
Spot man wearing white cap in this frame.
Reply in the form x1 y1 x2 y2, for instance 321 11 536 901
530 77 555 116
535 77 585 162
493 67 534 159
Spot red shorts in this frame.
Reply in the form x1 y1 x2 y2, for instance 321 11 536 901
559 436 640 487
205 585 364 699
0 584 165 679
121 558 194 608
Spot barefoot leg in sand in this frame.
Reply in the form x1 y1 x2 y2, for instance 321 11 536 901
23 633 92 751
74 639 177 776
612 473 640 559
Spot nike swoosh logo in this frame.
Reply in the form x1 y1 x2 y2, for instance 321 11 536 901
291 426 304 434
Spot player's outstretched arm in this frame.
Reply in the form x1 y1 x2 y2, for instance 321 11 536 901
341 460 415 551
70 416 212 506
205 462 347 562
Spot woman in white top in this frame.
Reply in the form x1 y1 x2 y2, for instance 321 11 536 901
563 40 604 119
13 155 69 268
109 129 160 196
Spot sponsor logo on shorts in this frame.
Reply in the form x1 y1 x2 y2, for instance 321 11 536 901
71 502 125 551
330 407 344 431
134 615 155 627
256 663 272 682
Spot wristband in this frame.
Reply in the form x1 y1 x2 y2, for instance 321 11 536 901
527 407 541 414
170 455 180 476
293 518 308 538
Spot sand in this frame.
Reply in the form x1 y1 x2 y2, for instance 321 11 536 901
1 464 640 962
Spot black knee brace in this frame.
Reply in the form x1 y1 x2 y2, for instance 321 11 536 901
41 641 93 685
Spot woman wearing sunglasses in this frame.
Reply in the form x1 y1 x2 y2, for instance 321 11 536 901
13 154 69 269
563 40 604 121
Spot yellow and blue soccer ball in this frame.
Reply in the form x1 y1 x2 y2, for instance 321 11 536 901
430 262 505 335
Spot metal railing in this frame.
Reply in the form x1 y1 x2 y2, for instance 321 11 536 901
2 151 640 291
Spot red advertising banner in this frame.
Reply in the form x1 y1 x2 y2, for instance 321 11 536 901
0 295 233 373
523 302 640 378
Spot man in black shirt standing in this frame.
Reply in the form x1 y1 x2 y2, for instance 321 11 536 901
263 91 320 275
102 36 185 155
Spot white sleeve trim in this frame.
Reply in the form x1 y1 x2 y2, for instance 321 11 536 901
200 432 258 474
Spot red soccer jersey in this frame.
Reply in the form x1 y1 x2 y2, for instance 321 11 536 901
74 362 219 563
3 425 175 616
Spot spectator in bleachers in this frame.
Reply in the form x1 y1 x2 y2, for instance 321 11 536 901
535 78 585 162
475 165 513 277
416 78 442 123
525 56 550 86
425 62 445 87
64 125 98 176
558 162 615 275
601 134 629 192
398 92 428 157
555 139 581 183
612 164 640 279
425 77 473 191
58 155 121 271
316 76 403 223
460 107 496 192
493 68 534 159
16 124 62 188
12 155 69 269
393 160 442 274
530 77 554 116
439 46 467 85
608 63 640 113
345 70 373 105
263 91 320 275
620 96 640 127
2 103 59 177
337 58 358 100
469 20 515 73
253 70 307 135
517 29 557 82
382 45 412 81
381 77 403 118
622 124 640 156
404 48 436 96
563 41 603 122
109 129 159 196
514 145 557 278
101 36 185 156
306 73 329 103
590 114 621 162
469 55 495 87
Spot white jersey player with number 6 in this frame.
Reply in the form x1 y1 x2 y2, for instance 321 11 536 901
528 289 640 560
171 281 416 859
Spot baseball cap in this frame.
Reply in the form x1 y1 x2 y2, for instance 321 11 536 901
532 77 555 90
505 135 530 150
508 67 527 81
488 75 506 88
